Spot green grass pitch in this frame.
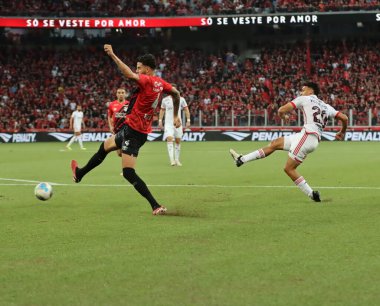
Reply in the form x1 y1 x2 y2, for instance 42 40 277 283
1 141 380 306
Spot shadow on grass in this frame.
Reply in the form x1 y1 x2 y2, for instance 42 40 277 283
164 209 204 218
321 198 333 203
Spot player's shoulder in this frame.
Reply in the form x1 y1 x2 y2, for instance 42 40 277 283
293 95 309 102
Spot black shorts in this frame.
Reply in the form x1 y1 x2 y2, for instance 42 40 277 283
115 125 147 157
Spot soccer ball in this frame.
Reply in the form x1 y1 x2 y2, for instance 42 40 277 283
34 182 53 201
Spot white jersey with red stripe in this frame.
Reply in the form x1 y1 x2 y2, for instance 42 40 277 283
291 95 339 139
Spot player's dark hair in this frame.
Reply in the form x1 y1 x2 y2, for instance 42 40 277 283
137 54 156 69
304 82 320 95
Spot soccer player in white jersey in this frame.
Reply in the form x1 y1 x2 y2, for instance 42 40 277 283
66 105 86 150
230 82 348 202
158 90 190 166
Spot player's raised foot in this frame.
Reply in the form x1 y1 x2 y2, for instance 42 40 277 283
175 160 182 166
152 206 167 215
71 160 81 183
311 190 321 202
66 145 72 151
229 149 244 167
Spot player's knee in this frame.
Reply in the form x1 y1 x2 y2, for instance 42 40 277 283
123 167 137 184
284 165 291 175
104 136 117 152
269 139 279 149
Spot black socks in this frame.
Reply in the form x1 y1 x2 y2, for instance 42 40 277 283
123 167 160 210
77 143 108 180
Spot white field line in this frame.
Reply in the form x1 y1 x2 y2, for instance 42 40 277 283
0 178 380 190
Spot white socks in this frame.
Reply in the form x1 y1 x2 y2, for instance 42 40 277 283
77 135 84 149
67 135 85 148
175 143 181 162
167 141 174 163
241 149 266 163
294 176 313 198
67 136 77 147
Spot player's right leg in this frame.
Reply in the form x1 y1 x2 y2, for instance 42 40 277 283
284 133 320 202
66 135 76 149
174 126 183 166
76 132 86 150
283 157 320 202
120 130 166 215
165 134 175 166
71 134 118 183
230 137 285 167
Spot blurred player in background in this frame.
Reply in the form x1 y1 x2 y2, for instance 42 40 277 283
71 45 181 215
66 105 86 150
230 82 348 202
159 88 190 166
107 88 129 157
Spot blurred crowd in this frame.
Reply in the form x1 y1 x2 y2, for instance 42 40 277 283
0 0 379 17
0 40 379 132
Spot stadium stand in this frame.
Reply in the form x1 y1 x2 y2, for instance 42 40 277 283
1 38 379 132
0 0 379 17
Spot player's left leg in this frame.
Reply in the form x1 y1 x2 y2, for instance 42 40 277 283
230 137 285 167
76 132 86 150
283 158 320 202
72 134 117 182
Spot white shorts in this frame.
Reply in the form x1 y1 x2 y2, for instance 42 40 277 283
283 130 319 163
73 124 82 133
163 125 183 141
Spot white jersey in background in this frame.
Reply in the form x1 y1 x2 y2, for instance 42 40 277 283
161 96 188 127
71 110 84 132
291 95 339 139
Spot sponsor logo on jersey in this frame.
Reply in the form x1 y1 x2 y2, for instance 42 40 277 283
222 132 250 141
0 133 12 143
49 133 73 142
147 133 162 141
122 140 130 151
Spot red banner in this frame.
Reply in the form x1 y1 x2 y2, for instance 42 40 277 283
0 17 212 28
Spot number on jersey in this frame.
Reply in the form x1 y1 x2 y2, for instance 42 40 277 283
312 106 328 127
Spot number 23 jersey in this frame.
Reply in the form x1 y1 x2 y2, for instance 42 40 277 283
126 74 172 134
291 95 340 139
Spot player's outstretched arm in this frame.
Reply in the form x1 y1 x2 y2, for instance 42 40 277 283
104 44 139 81
278 102 295 122
169 87 181 128
335 112 348 141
